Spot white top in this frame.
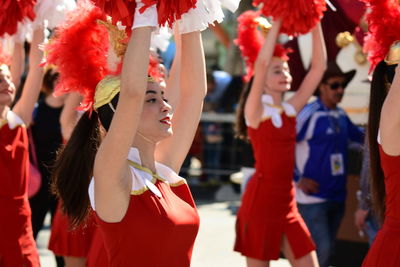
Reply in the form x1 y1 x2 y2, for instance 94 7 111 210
88 147 186 210
245 94 296 128
5 110 25 129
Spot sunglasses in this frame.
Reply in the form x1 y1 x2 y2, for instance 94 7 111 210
326 81 347 90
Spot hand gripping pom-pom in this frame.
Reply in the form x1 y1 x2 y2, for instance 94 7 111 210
91 0 196 29
252 0 326 36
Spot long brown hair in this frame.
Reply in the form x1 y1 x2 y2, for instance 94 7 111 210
368 60 396 222
235 77 253 141
51 94 118 228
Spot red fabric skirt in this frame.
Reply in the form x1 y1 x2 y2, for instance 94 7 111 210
48 204 96 257
234 171 315 260
363 216 400 266
0 197 40 267
86 226 108 267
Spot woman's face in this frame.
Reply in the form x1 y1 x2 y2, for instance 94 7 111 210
264 57 292 93
137 81 173 143
0 65 15 107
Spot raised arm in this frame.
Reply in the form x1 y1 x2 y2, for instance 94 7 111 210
13 26 45 125
244 19 281 129
379 64 400 155
10 41 25 90
287 23 327 113
164 29 182 110
155 31 206 172
94 27 152 182
59 92 82 141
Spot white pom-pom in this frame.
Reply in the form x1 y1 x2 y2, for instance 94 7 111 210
176 0 240 34
32 0 77 30
151 27 172 52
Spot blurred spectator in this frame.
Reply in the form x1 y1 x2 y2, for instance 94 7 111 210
354 136 380 245
295 62 364 267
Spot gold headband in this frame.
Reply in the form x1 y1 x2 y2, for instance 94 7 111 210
94 76 160 110
385 41 400 65
255 17 271 37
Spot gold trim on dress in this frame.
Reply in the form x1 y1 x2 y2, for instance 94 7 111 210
0 119 7 129
131 187 149 195
127 160 166 182
169 180 186 187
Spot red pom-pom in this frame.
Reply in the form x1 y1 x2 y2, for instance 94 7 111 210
253 0 326 36
362 0 400 72
235 10 264 82
44 0 109 111
91 0 196 29
235 10 292 82
0 0 37 37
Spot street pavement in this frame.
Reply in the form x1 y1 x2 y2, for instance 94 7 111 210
37 186 290 267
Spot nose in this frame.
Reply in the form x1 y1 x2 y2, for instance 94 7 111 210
161 100 172 113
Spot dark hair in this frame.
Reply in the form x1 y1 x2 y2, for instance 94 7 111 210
41 68 59 96
51 94 119 228
235 77 253 141
368 60 396 222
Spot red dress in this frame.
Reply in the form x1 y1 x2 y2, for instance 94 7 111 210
234 97 315 261
0 111 39 267
48 203 96 258
89 147 200 266
362 145 400 266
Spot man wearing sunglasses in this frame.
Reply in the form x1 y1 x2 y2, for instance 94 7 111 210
294 62 364 267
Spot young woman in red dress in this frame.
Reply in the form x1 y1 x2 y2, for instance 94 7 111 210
49 2 210 266
0 26 44 267
234 17 327 267
362 53 400 267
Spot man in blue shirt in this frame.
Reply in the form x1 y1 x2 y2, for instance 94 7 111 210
295 62 364 267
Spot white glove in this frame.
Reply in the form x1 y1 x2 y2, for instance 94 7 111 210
132 2 158 30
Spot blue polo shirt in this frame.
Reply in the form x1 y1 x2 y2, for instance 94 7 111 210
295 99 364 202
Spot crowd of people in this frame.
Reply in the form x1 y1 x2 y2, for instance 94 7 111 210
1 0 400 267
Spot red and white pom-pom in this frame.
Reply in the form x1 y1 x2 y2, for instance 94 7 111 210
91 0 196 29
363 0 400 72
235 10 292 82
253 0 326 36
44 0 109 111
0 0 36 37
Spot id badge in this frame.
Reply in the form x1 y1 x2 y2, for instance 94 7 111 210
330 153 344 176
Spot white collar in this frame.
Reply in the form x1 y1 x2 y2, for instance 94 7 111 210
7 110 25 129
261 94 274 105
128 147 142 165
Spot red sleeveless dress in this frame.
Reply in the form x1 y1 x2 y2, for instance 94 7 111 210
48 204 97 258
0 111 39 267
89 147 200 266
362 146 400 266
235 97 315 261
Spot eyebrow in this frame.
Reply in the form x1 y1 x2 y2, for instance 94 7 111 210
145 90 165 95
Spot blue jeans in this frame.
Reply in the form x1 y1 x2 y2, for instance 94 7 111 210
364 213 380 245
298 201 345 267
